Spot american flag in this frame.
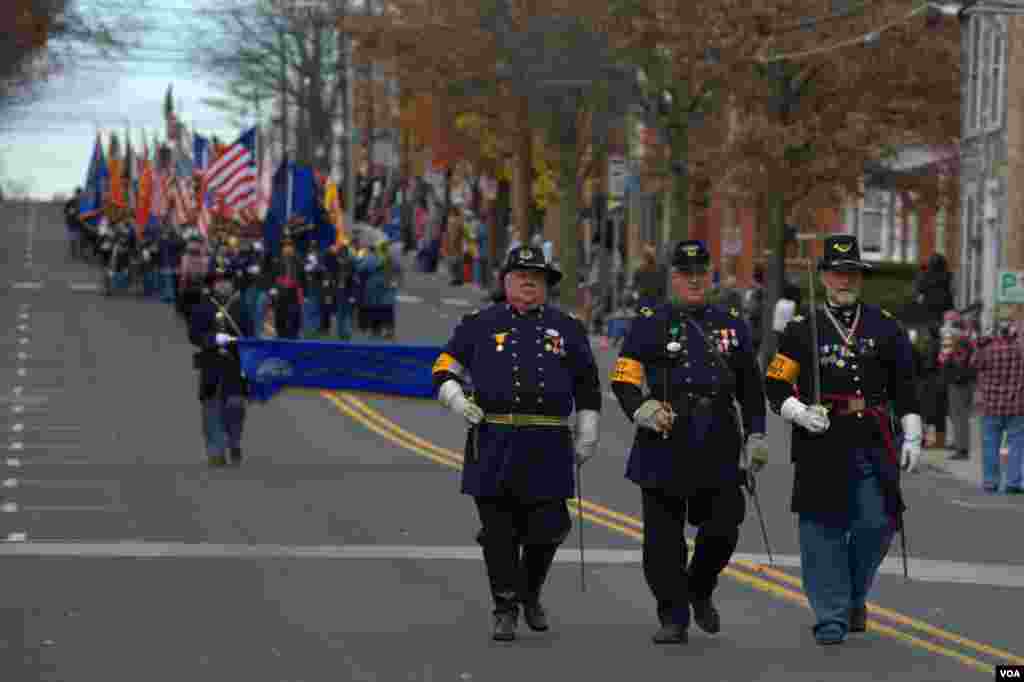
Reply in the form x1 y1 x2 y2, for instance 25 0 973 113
204 127 257 212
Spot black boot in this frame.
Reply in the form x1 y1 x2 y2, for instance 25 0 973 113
652 623 687 644
690 596 721 634
492 608 518 641
522 602 549 632
229 447 243 465
848 606 867 633
520 544 558 631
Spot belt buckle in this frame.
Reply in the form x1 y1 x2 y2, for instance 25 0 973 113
850 398 865 413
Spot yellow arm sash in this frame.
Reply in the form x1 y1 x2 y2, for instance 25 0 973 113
611 357 644 386
766 353 800 384
432 352 464 377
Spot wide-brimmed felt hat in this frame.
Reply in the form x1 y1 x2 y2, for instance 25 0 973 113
501 245 562 286
818 235 872 272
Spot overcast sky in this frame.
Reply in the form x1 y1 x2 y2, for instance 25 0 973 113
0 0 244 199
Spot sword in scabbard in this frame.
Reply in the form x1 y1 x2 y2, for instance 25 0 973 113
735 400 774 566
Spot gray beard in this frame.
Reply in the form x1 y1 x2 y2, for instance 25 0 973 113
827 290 859 306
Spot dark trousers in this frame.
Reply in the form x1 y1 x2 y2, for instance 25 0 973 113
474 496 571 615
641 486 744 627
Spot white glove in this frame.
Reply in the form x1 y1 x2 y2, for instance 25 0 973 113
305 263 315 272
574 409 600 466
633 399 674 434
900 413 923 472
438 379 483 425
743 433 769 473
214 333 235 347
780 397 830 434
247 264 260 275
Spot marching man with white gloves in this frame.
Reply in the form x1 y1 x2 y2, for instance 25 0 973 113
765 235 922 646
610 240 767 645
188 266 249 467
431 246 602 642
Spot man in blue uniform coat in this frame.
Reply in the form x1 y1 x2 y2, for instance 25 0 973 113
610 240 768 645
764 235 921 645
432 246 602 641
188 266 249 467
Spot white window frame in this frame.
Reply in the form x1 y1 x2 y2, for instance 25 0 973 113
962 182 979 307
986 21 1006 132
967 16 982 134
858 187 889 261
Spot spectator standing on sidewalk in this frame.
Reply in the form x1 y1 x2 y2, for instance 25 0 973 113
969 305 1024 494
911 254 955 326
917 323 949 449
632 244 667 311
938 310 976 459
446 206 465 286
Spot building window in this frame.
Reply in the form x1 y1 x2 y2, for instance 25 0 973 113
968 16 981 133
859 188 888 257
988 28 1005 131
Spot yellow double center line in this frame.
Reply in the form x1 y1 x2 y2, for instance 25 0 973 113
322 389 1022 675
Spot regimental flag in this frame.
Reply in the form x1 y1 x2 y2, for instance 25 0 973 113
323 179 348 246
107 131 124 210
79 133 109 223
193 133 211 173
263 161 336 254
123 129 136 214
135 156 153 237
204 127 257 212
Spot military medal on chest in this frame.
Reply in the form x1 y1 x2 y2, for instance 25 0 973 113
545 328 564 355
493 332 509 352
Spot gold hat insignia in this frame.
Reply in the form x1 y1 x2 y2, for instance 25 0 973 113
834 242 853 253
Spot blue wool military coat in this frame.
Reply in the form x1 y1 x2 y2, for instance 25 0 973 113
432 303 602 500
611 303 766 495
188 292 248 402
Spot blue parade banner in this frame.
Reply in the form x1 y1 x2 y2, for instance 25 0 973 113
237 339 443 402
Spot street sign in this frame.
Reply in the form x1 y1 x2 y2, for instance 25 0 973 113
997 270 1024 304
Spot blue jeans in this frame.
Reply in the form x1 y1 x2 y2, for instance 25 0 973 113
303 291 321 337
201 395 247 458
981 415 1024 491
798 469 893 640
336 299 353 340
159 269 176 303
142 270 159 297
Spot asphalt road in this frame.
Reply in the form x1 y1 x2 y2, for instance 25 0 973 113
0 201 1020 681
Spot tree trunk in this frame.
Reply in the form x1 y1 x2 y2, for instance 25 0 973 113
759 191 787 369
668 130 689 244
512 96 531 245
558 137 578 311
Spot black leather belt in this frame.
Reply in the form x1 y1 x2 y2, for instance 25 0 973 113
670 392 728 414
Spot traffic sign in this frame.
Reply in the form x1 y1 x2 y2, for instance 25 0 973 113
997 270 1024 304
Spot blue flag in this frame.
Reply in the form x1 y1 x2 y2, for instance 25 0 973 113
79 134 109 224
236 339 443 402
263 161 336 255
193 134 210 172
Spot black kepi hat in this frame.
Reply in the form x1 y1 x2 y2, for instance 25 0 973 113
671 240 711 273
818 235 872 272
